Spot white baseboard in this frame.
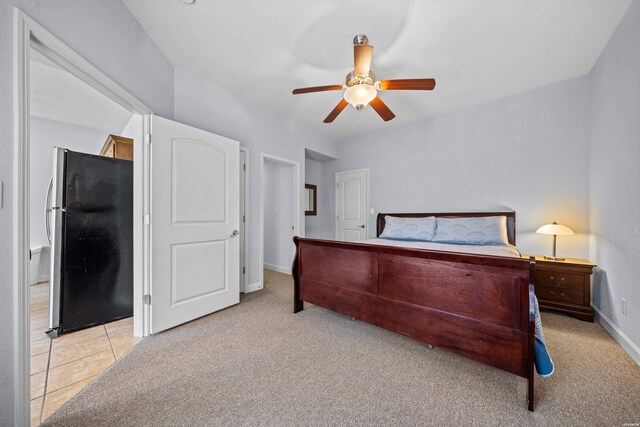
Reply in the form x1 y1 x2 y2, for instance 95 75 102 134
245 281 263 293
593 304 640 366
263 263 291 275
38 274 49 283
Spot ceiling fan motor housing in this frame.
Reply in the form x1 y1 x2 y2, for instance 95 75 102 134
345 70 376 88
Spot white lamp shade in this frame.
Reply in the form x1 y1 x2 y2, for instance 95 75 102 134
536 222 574 236
343 84 377 108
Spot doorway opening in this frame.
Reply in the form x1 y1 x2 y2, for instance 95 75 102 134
259 154 300 289
14 10 152 426
304 149 337 240
29 47 144 425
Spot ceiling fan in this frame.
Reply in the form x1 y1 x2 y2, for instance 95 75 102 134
292 34 436 123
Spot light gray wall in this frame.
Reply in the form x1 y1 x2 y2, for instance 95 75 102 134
173 68 337 285
264 161 294 270
29 117 110 282
588 0 640 352
336 76 591 259
0 2 174 423
305 158 337 240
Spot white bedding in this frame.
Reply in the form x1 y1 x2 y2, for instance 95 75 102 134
359 238 522 258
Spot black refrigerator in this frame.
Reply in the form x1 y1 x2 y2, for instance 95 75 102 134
46 148 133 337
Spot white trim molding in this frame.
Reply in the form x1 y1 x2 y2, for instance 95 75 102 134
258 153 301 292
245 282 263 293
239 147 250 293
264 263 292 275
12 9 152 425
593 305 640 366
13 9 31 425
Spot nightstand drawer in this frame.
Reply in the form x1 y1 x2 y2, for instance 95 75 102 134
535 270 583 290
536 286 584 305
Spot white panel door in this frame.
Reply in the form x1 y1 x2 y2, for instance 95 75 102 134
336 169 368 241
151 116 239 333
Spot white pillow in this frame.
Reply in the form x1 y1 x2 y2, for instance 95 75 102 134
432 216 510 245
380 216 437 241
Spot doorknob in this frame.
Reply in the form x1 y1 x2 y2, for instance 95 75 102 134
230 230 239 237
359 224 365 228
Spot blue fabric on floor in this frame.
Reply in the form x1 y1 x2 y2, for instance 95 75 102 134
534 336 555 377
533 295 554 377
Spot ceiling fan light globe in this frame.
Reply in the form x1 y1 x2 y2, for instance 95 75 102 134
344 84 377 109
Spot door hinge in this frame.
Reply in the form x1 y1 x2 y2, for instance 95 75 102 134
243 163 246 171
243 266 245 274
143 294 151 305
337 182 339 188
144 214 151 225
144 133 151 145
243 215 245 223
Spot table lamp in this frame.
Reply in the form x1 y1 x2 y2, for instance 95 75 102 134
536 221 574 261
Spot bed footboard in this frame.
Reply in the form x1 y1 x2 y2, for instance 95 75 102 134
292 236 536 410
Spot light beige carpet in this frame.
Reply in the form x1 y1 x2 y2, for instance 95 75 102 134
43 270 640 426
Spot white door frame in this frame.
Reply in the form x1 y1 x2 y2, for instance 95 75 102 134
335 168 370 240
239 146 250 293
257 153 301 291
12 9 152 424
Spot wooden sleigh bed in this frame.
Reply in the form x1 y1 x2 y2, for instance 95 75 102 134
291 211 537 411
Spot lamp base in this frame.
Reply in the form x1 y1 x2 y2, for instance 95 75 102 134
544 256 566 261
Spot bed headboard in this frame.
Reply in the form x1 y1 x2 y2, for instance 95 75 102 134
376 211 517 246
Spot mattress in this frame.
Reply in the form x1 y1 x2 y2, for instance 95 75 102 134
360 238 522 258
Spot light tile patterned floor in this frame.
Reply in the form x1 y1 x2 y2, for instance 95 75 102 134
29 282 141 426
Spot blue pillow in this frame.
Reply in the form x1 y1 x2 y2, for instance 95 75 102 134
432 216 509 245
380 216 437 241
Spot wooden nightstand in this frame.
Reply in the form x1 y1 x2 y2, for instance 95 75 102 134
522 255 596 322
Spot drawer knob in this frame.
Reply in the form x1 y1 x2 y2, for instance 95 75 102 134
549 276 555 281
560 277 565 281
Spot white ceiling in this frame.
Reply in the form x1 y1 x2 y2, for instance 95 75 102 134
30 50 132 134
123 0 630 140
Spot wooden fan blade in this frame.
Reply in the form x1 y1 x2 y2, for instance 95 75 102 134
292 85 343 95
324 99 349 123
354 44 374 77
378 78 436 91
369 96 395 122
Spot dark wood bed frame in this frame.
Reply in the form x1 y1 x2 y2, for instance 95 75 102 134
292 211 537 411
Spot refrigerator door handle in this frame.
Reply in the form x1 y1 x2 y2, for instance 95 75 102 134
45 177 53 244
